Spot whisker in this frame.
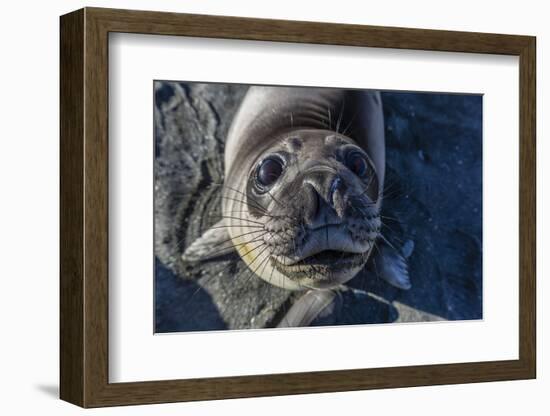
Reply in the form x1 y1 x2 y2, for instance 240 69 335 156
379 233 397 251
176 227 265 250
209 229 268 248
207 224 265 230
214 184 269 213
379 225 404 246
336 99 345 134
240 241 268 259
382 188 408 201
370 241 383 283
353 175 378 202
238 225 284 287
341 109 359 136
380 215 403 224
202 235 268 258
219 195 267 214
208 215 265 225
208 229 267 248
238 244 272 287
220 184 264 207
213 209 297 221
256 249 274 289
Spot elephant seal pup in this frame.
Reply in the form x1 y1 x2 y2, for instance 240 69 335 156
183 86 411 327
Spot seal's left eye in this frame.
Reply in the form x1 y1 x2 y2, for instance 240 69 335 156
346 152 369 177
257 157 284 188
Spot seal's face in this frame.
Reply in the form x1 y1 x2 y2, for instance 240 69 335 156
242 129 382 290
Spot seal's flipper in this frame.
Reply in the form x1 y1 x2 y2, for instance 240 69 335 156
181 220 235 263
277 290 338 328
372 241 413 290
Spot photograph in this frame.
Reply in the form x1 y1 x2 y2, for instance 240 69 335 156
154 82 483 332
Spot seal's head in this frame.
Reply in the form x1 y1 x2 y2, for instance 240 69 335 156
234 128 381 290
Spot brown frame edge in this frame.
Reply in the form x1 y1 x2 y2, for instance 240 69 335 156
60 7 536 408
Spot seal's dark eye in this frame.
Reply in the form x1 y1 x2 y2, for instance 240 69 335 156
257 157 284 188
346 152 369 177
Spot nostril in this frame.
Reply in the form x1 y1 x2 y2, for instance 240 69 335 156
328 176 341 208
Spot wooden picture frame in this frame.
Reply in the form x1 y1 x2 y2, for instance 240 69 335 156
60 7 536 408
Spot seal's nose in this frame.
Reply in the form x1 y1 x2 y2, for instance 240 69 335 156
302 169 346 228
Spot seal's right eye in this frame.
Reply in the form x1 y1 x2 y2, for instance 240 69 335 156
256 157 284 188
346 151 370 178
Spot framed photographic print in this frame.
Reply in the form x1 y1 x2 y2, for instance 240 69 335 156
60 7 536 408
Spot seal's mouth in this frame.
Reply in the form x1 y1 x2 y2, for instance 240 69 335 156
283 249 363 266
303 249 361 264
270 249 368 281
263 219 379 288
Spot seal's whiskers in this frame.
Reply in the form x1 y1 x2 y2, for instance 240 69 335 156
202 234 269 258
